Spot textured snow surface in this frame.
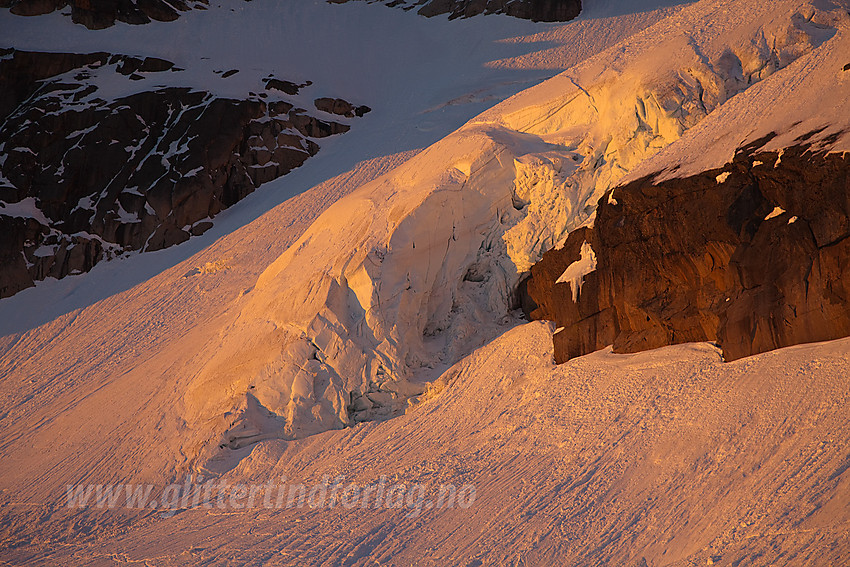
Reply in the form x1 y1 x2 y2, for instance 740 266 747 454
622 2 850 183
0 149 423 487
2 323 850 565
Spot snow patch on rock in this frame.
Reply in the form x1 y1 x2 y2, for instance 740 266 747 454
0 197 51 225
556 240 597 302
765 206 786 220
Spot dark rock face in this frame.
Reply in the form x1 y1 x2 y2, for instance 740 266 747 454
0 50 363 298
264 78 311 96
314 97 371 118
328 0 581 22
3 0 581 28
1 0 207 29
524 135 850 362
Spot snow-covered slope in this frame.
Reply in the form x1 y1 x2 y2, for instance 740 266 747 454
0 0 685 491
0 0 546 297
2 1 850 564
0 0 678 333
3 323 850 565
176 0 850 453
622 14 850 183
0 148 423 498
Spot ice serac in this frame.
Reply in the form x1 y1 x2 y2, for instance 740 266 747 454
0 49 365 298
180 0 850 458
328 0 582 22
524 9 850 362
181 124 579 461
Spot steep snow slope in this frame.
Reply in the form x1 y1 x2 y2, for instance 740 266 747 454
0 0 678 335
176 0 850 453
0 1 682 493
2 324 849 565
0 149 421 497
621 17 850 183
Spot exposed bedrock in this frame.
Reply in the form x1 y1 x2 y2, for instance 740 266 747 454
3 0 582 26
524 135 850 363
0 49 363 298
1 0 208 29
327 0 582 22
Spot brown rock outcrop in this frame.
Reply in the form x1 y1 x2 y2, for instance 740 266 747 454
314 97 371 118
524 134 850 362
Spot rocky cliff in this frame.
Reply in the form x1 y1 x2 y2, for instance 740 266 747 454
0 49 366 298
524 134 850 362
329 0 581 21
3 0 582 27
0 0 211 29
